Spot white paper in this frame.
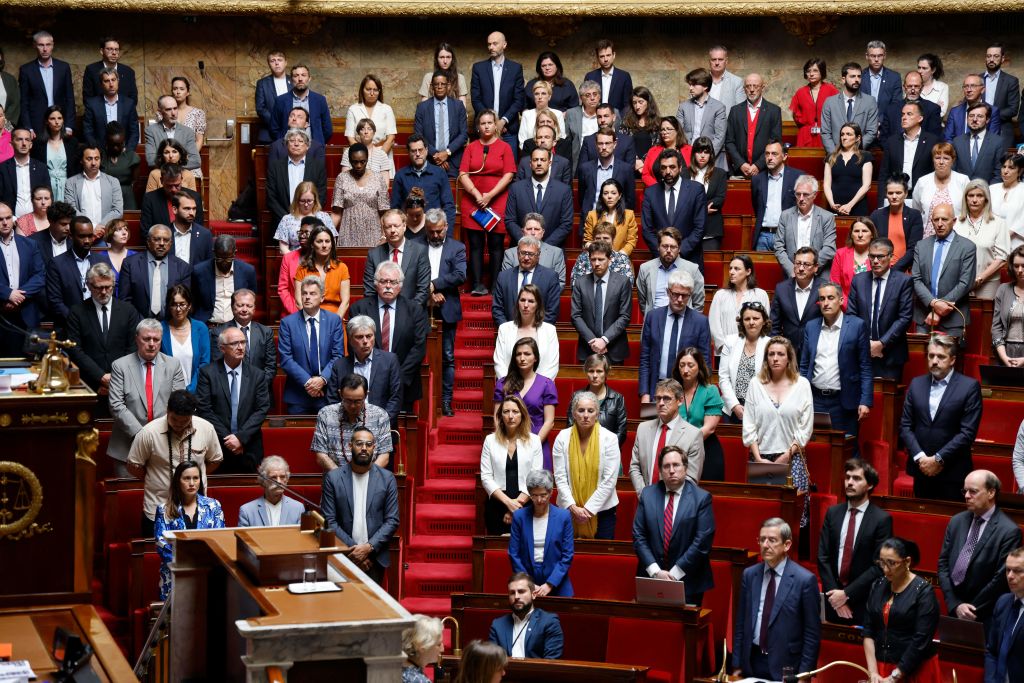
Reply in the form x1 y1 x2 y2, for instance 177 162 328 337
0 659 37 681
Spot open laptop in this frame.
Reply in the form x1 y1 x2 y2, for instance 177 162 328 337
635 576 687 606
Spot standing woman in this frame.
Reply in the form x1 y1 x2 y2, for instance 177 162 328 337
418 43 468 107
518 81 566 151
526 51 578 111
823 122 873 216
155 461 225 599
101 122 141 211
104 218 135 286
673 348 725 482
954 179 1010 300
990 153 1024 249
912 142 969 238
870 174 924 273
992 246 1024 367
345 75 397 160
145 139 197 192
509 469 575 597
566 353 627 447
708 255 770 362
15 186 51 236
161 284 210 393
172 76 207 152
31 105 80 203
641 117 691 187
552 391 620 540
917 54 949 117
718 301 771 424
331 143 390 248
480 395 543 535
582 179 638 255
275 181 336 254
459 110 515 296
790 58 838 148
832 218 878 303
863 538 941 683
294 224 351 317
493 284 559 379
619 86 661 174
277 219 314 315
689 136 728 251
341 118 395 181
493 337 558 469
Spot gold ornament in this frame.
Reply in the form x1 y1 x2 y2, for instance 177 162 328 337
0 461 51 541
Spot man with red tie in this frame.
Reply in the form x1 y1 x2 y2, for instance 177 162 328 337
628 378 705 493
361 209 431 306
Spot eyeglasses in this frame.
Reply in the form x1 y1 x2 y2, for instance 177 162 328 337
222 340 246 348
794 191 815 198
868 253 892 261
351 439 375 447
169 302 190 309
875 558 905 569
653 396 675 403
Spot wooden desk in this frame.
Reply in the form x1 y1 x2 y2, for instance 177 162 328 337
438 654 649 681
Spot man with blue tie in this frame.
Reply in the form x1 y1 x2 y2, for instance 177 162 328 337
504 147 574 247
912 204 976 339
847 238 913 380
488 573 564 659
471 32 526 151
414 72 468 178
952 103 1007 184
116 225 192 320
985 547 1024 683
640 149 706 265
277 275 345 415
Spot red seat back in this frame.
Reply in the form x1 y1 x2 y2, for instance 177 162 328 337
977 399 1021 443
569 554 637 601
606 616 685 682
262 427 319 474
887 510 947 573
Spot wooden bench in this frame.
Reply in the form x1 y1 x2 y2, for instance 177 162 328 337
439 654 649 682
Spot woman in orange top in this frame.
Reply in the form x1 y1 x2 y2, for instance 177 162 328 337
641 117 692 187
869 173 924 273
582 178 638 255
294 224 350 318
789 58 838 148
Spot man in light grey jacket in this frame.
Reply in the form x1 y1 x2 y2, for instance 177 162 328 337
676 68 727 163
144 94 200 170
64 144 122 234
636 226 705 314
774 175 837 278
500 212 566 288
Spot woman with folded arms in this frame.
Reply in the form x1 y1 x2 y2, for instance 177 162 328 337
155 461 225 599
718 301 771 424
954 179 1011 300
493 284 559 380
480 395 543 535
508 468 575 597
565 353 627 447
992 245 1024 367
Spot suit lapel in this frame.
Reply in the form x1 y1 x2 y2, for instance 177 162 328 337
257 498 269 526
769 563 795 625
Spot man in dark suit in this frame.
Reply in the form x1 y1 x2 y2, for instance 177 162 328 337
984 44 1021 126
320 426 400 583
390 134 456 232
190 234 258 324
945 75 1003 142
641 149 706 265
732 517 820 681
817 458 893 624
117 224 193 320
425 211 466 416
504 147 574 247
724 74 783 178
491 237 560 326
210 288 276 388
278 275 345 414
196 326 271 474
0 202 46 356
770 247 824 358
470 32 526 149
168 192 214 267
847 238 913 379
639 270 712 401
571 241 632 364
324 315 402 423
82 37 138 103
267 108 324 162
876 102 939 206
633 445 715 606
577 127 636 220
82 67 139 149
578 104 636 168
912 204 976 339
0 129 51 217
583 39 633 115
499 213 566 288
952 103 1007 183
488 572 564 659
877 71 943 142
516 124 572 185
799 282 873 442
984 547 1024 683
349 261 430 413
140 164 204 236
938 470 1023 624
361 209 431 306
414 72 468 178
45 216 112 328
265 128 327 228
28 200 72 269
749 140 800 251
863 40 903 111
255 50 290 144
18 31 76 137
270 64 333 144
66 262 141 415
899 334 983 501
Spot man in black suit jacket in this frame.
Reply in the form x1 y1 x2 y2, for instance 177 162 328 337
265 128 327 228
349 261 430 412
425 211 467 416
267 108 324 162
583 39 634 114
817 458 893 625
578 105 636 168
577 127 636 220
938 469 1023 624
846 238 913 380
210 288 276 388
82 37 138 103
769 247 824 358
899 334 983 501
45 216 113 328
516 124 572 185
724 74 783 178
325 315 402 423
362 209 431 307
255 50 290 144
492 237 561 326
470 32 526 148
140 164 204 236
571 242 632 363
952 103 1006 184
18 32 76 136
877 71 942 142
750 141 800 251
169 192 214 266
29 200 73 269
191 235 258 324
82 67 139 149
66 262 141 416
640 149 706 265
984 548 1024 683
117 224 193 319
0 129 51 216
876 103 938 207
984 44 1022 126
504 148 574 247
196 326 272 474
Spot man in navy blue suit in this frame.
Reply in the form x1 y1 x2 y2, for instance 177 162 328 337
984 43 1021 126
190 234 258 325
491 236 560 326
414 72 468 178
504 147 574 246
639 270 711 401
578 105 636 168
488 573 564 659
945 75 1003 142
863 40 902 111
255 50 290 144
116 224 192 320
984 547 1024 683
952 103 1007 183
583 39 633 115
799 282 872 442
750 140 800 251
876 103 939 207
82 37 138 103
278 275 345 415
0 202 45 356
82 68 139 149
471 32 526 150
168 192 214 267
390 134 457 233
45 216 112 329
633 445 715 606
732 518 821 681
425 210 466 416
267 108 325 162
577 127 636 220
18 31 76 137
877 71 943 143
641 149 706 265
270 64 333 145
847 238 913 380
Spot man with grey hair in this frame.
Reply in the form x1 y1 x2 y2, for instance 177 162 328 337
492 235 561 326
238 455 305 527
425 209 466 415
863 39 902 110
362 208 431 306
144 94 199 169
774 174 836 278
18 30 76 138
116 223 192 319
82 65 140 149
563 80 602 174
191 233 258 323
504 146 574 247
278 274 345 414
639 269 711 401
325 315 402 423
707 45 745 113
500 213 566 287
210 288 276 387
265 126 327 228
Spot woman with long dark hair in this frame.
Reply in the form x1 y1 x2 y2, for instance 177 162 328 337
619 86 660 173
526 51 578 111
155 461 225 599
672 347 725 481
418 43 468 107
688 136 728 251
789 58 837 148
493 337 558 469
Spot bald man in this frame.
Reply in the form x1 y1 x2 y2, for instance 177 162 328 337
470 31 526 150
911 204 976 339
724 73 783 178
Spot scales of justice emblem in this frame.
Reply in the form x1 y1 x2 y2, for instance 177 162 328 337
0 462 52 541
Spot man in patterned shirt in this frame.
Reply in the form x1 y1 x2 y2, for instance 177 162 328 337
311 373 393 471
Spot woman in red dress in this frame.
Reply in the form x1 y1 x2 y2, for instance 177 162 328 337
789 58 838 148
641 117 692 187
459 109 516 295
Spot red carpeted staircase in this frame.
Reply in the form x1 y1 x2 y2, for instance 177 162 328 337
400 294 494 616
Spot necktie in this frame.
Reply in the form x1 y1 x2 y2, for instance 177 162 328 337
971 135 980 168
391 248 399 264
667 312 681 375
241 325 250 354
150 261 162 316
535 182 544 209
101 304 109 337
667 185 676 218
996 599 1023 682
381 304 391 352
846 97 854 122
436 100 446 152
760 569 776 653
593 278 604 334
521 270 531 289
930 239 947 297
145 361 154 422
838 508 859 585
228 369 239 433
951 515 984 585
652 424 668 484
307 317 320 376
871 277 882 340
662 491 675 558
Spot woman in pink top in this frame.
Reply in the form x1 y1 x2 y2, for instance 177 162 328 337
277 219 314 315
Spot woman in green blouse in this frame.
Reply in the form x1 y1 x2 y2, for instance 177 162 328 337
672 347 725 481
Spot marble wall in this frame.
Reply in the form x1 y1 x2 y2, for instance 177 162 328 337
2 11 1021 217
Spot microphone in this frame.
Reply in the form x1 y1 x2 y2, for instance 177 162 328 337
257 470 321 512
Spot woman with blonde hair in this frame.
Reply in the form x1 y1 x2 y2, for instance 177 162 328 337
480 395 543 535
274 181 336 254
401 614 444 683
518 81 567 150
954 179 1010 299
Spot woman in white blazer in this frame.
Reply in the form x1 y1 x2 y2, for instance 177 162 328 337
480 395 544 535
552 391 620 540
911 142 969 238
718 301 772 423
493 283 560 379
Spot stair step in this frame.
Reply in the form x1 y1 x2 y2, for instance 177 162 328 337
413 503 476 535
404 562 474 596
405 535 473 563
416 483 477 505
428 444 482 465
400 597 452 617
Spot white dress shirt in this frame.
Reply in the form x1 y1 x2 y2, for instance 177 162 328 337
511 609 532 659
902 131 920 179
173 224 192 263
0 235 19 290
427 240 444 279
601 68 615 103
646 482 687 580
794 281 814 317
581 112 599 138
14 160 31 217
796 210 814 249
80 174 104 225
350 469 369 545
273 75 288 96
811 313 843 391
836 499 870 575
287 156 306 204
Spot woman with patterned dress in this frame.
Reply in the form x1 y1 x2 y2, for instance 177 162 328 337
954 179 1011 300
570 221 634 288
331 143 389 248
155 461 225 599
172 76 207 153
719 301 771 424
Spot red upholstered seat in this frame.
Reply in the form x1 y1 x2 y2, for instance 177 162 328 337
804 441 839 495
977 399 1023 443
262 427 319 474
606 616 684 682
614 488 638 541
482 548 510 594
706 558 736 652
718 434 750 483
887 510 948 573
569 555 637 601
711 495 787 554
972 452 1014 493
816 632 868 683
859 440 891 496
808 493 838 565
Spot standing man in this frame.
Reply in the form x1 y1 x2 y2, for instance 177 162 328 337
362 209 432 306
277 275 345 415
847 237 913 380
820 62 878 154
583 39 633 115
18 31 75 138
676 68 727 167
324 316 402 423
210 289 276 389
863 40 902 110
817 459 893 624
640 149 706 265
750 140 800 251
140 165 204 234
876 102 939 204
0 129 51 216
984 547 1024 683
238 456 305 527
577 127 636 221
320 427 400 583
774 175 837 278
563 81 601 175
313 374 393 471
635 227 705 314
265 128 327 228
116 224 192 320
270 64 333 144
414 72 468 178
267 108 324 162
899 334 983 501
30 201 72 267
83 37 138 102
488 573 564 659
707 45 745 112
390 134 457 231
504 147 574 247
492 236 561 325
983 43 1021 126
45 215 112 328
0 202 45 355
633 445 715 605
425 209 466 416
516 124 572 185
912 203 976 339
82 67 140 149
630 379 705 489
64 144 123 234
945 74 1004 142
638 271 712 401
732 518 821 681
255 50 290 144
724 73 783 179
877 71 942 142
578 104 636 168
952 103 1007 183
570 241 633 364
144 96 200 170
499 213 567 288
191 234 258 325
471 32 526 150
938 470 1022 624
770 247 824 358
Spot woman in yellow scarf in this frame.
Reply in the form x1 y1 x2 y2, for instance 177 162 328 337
552 391 621 539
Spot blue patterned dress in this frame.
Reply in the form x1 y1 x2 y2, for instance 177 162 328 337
155 494 225 599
